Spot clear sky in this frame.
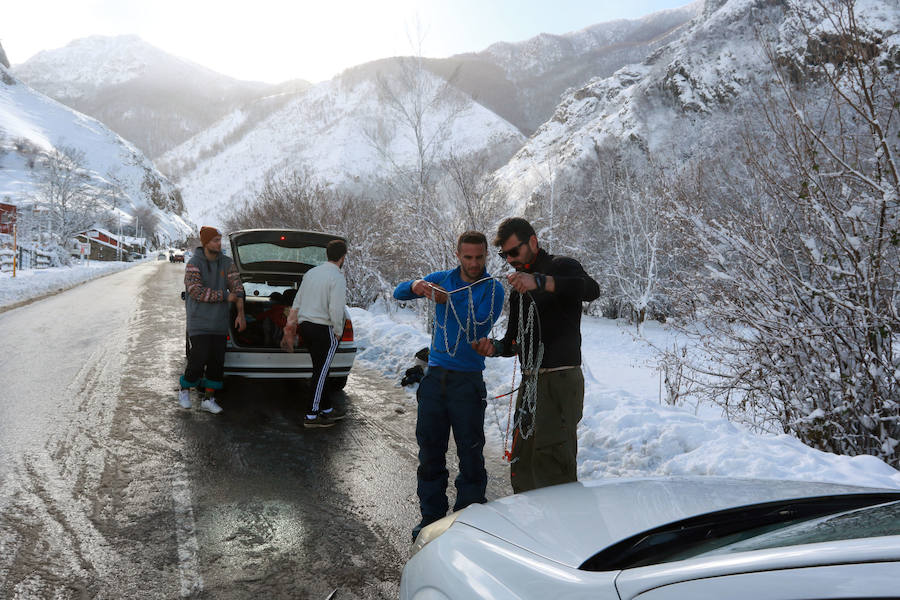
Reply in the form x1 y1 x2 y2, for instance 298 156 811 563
4 0 696 84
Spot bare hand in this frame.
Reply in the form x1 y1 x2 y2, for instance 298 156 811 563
412 279 448 304
281 324 297 352
507 272 537 294
471 337 495 357
234 313 247 332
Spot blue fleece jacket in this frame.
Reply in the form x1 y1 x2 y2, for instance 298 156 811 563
394 267 504 372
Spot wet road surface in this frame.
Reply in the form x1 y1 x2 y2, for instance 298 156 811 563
0 261 511 599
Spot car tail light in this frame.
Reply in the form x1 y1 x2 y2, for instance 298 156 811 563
341 319 354 342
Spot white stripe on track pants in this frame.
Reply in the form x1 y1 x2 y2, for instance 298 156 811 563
299 321 339 414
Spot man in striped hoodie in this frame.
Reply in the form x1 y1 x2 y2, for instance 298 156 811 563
283 239 348 428
179 226 246 414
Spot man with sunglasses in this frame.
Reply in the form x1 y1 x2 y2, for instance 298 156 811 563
473 217 600 493
394 231 505 542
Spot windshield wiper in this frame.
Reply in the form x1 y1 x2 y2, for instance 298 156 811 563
579 492 900 571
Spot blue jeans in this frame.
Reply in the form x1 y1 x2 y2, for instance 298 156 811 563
415 367 488 521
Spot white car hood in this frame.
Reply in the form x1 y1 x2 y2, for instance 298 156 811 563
454 477 894 568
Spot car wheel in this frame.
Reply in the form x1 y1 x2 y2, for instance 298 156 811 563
329 376 348 391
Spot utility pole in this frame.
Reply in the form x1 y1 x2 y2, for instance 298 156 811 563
12 220 17 277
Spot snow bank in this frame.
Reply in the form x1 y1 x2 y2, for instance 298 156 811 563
350 305 900 490
0 260 143 310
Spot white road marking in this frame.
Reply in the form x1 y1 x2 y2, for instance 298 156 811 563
172 470 204 597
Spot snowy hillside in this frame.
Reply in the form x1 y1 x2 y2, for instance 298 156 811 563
12 35 289 158
490 0 900 212
159 65 526 228
425 1 701 135
0 65 191 242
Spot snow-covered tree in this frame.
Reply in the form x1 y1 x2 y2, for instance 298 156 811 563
554 147 678 326
665 0 900 466
33 145 101 244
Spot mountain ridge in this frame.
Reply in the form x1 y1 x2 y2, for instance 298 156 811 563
12 35 302 158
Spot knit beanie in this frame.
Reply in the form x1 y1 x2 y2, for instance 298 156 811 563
199 226 220 246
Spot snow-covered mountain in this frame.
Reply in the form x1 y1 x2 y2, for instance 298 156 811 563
12 35 299 158
490 0 900 212
425 1 702 135
158 62 527 227
0 63 191 243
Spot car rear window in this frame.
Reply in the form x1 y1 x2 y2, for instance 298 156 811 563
236 243 327 267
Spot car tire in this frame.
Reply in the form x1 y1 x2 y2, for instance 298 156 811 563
329 376 348 391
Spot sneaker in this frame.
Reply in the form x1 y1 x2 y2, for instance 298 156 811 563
178 389 192 409
303 412 335 428
320 406 347 421
200 397 223 414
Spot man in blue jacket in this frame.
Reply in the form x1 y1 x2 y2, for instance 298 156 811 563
394 231 505 542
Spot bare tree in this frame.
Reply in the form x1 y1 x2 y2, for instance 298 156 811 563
225 170 403 306
364 31 469 276
33 145 101 243
606 184 664 336
133 205 159 246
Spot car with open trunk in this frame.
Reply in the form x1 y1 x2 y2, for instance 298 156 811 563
184 228 356 388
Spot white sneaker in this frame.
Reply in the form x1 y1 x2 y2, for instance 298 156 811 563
178 389 192 409
200 397 223 414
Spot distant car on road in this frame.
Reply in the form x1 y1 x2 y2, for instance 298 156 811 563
183 229 356 389
157 252 166 260
401 476 900 600
170 251 185 263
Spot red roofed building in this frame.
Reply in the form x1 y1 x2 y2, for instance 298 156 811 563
0 202 16 235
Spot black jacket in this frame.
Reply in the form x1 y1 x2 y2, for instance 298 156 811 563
497 249 600 368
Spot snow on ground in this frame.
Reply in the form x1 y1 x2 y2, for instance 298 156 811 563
350 304 900 490
0 259 146 310
4 266 898 490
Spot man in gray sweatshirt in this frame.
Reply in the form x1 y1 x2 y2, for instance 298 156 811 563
179 226 246 414
283 239 348 428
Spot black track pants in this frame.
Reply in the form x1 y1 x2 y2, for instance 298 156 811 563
299 321 338 413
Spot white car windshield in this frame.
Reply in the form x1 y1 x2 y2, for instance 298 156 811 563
580 493 900 571
692 499 900 558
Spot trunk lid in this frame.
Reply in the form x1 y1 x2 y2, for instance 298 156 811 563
228 229 344 281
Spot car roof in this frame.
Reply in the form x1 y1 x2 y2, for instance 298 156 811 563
455 476 900 569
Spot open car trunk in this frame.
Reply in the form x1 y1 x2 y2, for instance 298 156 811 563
229 296 303 350
226 228 346 350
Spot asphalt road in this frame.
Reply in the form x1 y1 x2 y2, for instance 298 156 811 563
0 261 511 599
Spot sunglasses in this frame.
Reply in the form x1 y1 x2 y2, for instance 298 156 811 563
498 240 528 260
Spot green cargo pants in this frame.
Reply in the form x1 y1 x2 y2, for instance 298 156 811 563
510 367 584 493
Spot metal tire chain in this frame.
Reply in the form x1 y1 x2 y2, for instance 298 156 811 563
514 292 543 442
425 276 543 444
431 276 501 356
